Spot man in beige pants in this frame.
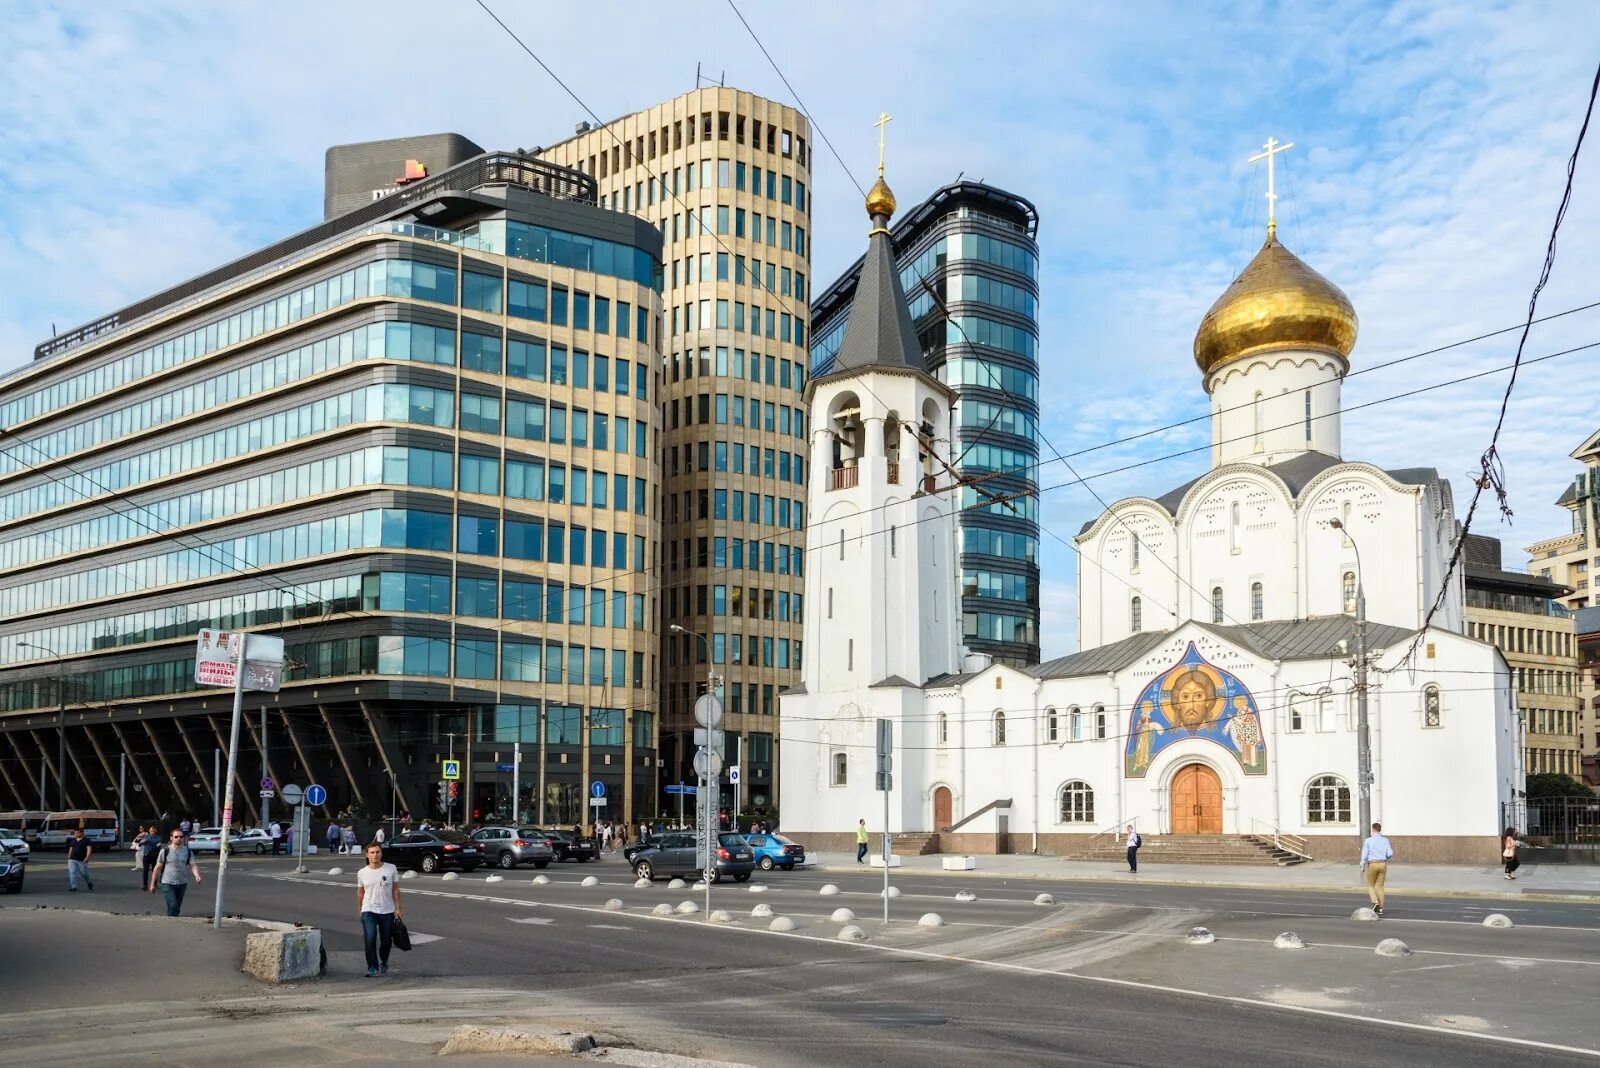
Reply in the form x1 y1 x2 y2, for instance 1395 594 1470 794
1359 821 1394 916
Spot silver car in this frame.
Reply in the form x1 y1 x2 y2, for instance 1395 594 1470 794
470 826 555 870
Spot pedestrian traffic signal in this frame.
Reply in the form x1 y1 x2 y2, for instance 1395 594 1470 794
437 782 449 809
448 781 459 800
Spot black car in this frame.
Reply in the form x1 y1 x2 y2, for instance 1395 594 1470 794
631 832 754 883
382 829 481 873
0 853 23 894
536 828 597 863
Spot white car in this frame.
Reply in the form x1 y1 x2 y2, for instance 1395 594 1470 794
0 827 29 859
187 827 272 855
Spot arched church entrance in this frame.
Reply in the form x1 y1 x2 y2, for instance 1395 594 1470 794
1170 763 1223 834
933 786 953 831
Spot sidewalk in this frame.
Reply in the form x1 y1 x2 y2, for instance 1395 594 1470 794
808 851 1600 900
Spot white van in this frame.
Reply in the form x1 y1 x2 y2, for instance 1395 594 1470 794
37 810 118 850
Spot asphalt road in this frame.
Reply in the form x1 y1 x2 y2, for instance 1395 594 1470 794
13 852 1600 1067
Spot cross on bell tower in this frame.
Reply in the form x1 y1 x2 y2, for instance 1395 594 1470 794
1248 136 1294 239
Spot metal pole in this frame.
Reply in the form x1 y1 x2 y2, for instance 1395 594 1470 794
38 757 45 811
259 707 269 831
1355 581 1373 838
883 779 890 924
57 673 66 810
734 735 743 831
212 749 220 826
296 801 307 872
446 733 455 826
537 712 547 826
117 754 126 848
213 639 248 929
512 742 521 825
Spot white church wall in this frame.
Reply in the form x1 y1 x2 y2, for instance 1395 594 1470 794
1208 350 1345 466
1299 469 1426 629
1077 504 1179 648
1178 468 1297 627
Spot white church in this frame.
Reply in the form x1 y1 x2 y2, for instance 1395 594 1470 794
781 157 1522 864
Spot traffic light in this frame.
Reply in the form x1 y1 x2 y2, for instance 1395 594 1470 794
448 781 460 801
437 781 449 811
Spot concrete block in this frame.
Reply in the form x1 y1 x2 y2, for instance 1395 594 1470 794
918 913 944 927
830 907 856 922
868 854 902 868
751 903 775 918
1274 932 1306 950
241 928 322 983
604 898 624 911
837 925 866 942
651 903 674 916
581 875 600 887
439 1024 594 1056
674 900 699 915
668 878 687 889
708 909 734 924
1483 913 1513 928
942 856 977 870
769 916 797 932
1375 938 1412 958
1351 907 1378 922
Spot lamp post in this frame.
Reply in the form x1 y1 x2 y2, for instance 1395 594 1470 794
19 642 66 810
1328 519 1373 841
670 623 720 908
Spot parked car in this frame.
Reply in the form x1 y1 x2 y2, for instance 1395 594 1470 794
187 827 272 855
536 828 597 863
623 833 665 864
0 852 24 894
631 832 754 883
383 829 481 873
744 832 806 871
470 826 554 870
0 827 31 859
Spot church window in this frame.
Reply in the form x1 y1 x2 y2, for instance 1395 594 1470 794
1304 390 1313 444
1070 706 1086 741
1229 502 1241 555
1317 689 1335 732
1342 571 1357 613
938 712 949 745
827 588 834 618
1211 586 1224 624
1130 596 1143 633
1131 534 1141 572
1252 391 1264 451
838 529 845 560
1340 503 1353 546
1095 706 1107 739
1288 695 1305 732
1059 780 1095 824
847 639 854 671
1424 685 1442 728
1251 581 1264 622
1306 775 1351 824
831 751 848 786
1046 707 1059 743
890 524 898 557
993 710 1007 746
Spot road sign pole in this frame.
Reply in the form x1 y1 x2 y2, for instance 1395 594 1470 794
213 638 247 929
296 801 307 873
512 742 521 824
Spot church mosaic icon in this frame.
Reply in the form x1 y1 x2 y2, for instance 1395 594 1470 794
1126 642 1267 777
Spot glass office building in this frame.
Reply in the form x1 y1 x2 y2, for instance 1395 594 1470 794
0 150 666 828
811 182 1041 665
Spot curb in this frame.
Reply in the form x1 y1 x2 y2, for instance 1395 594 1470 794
810 864 1600 903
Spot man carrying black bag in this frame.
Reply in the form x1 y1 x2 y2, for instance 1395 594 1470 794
355 842 404 977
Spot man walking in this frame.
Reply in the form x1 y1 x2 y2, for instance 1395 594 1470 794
1125 825 1142 873
327 821 341 855
268 820 282 856
148 828 203 916
66 828 94 891
855 819 869 864
1359 821 1394 916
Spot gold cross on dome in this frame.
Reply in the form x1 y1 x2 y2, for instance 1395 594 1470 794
874 112 893 176
1248 136 1294 238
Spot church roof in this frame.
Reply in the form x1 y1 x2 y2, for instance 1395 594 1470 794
1195 617 1417 661
1078 453 1443 534
825 191 925 378
1031 630 1171 679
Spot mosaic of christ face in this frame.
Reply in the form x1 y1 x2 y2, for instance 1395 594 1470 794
1170 669 1220 733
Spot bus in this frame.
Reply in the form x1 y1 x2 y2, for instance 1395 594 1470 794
36 810 119 850
0 811 51 845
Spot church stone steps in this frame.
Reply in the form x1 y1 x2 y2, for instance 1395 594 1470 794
1061 834 1308 866
893 832 940 856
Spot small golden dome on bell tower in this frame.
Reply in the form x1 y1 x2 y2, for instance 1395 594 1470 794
865 175 897 219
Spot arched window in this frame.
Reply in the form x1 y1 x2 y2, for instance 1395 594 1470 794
1131 534 1142 572
1069 705 1084 741
1094 705 1108 739
1251 581 1264 621
1229 502 1242 554
1306 775 1351 824
1288 694 1306 732
1424 684 1442 728
938 712 949 745
1342 571 1357 613
1253 391 1264 450
1317 688 1335 732
993 710 1007 746
831 751 848 787
1303 389 1313 443
1059 780 1095 824
1211 586 1225 624
1045 707 1059 743
1130 596 1143 633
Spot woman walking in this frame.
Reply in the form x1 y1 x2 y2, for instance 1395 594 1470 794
356 842 403 977
1502 826 1521 880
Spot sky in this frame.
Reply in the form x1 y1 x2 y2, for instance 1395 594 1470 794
2 1 1598 659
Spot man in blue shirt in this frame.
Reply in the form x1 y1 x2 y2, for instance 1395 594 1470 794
1359 822 1394 916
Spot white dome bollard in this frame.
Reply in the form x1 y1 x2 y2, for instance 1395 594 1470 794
441 872 459 881
819 884 840 896
634 878 652 889
668 878 687 889
1375 938 1412 958
954 890 977 903
581 875 600 887
751 903 775 918
708 910 734 924
531 874 549 886
829 907 856 923
769 916 797 932
604 898 624 911
484 874 504 883
675 900 700 915
1350 907 1378 922
837 925 867 942
327 867 344 876
1185 927 1215 945
1034 893 1055 906
1483 913 1514 928
1274 932 1306 950
918 913 944 928
651 903 674 916
881 886 901 898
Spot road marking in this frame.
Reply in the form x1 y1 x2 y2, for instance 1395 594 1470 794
508 917 555 926
407 932 445 945
588 924 630 930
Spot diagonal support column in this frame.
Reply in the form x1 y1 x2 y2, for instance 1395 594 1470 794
279 711 334 820
320 706 367 811
25 728 70 810
172 716 216 820
82 721 120 799
361 702 414 822
110 722 162 819
61 725 104 810
142 720 192 813
0 745 27 809
241 711 285 823
10 732 44 805
206 715 260 827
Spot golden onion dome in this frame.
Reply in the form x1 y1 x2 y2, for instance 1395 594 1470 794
1193 233 1358 378
865 175 897 219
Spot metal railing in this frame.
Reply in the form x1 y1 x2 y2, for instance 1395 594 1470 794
1089 813 1150 844
1504 797 1600 861
1247 817 1313 860
886 461 900 484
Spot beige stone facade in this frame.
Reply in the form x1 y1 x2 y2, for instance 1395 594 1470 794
542 90 813 815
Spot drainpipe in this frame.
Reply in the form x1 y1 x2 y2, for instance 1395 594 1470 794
1031 680 1041 854
1270 659 1283 835
1110 670 1124 833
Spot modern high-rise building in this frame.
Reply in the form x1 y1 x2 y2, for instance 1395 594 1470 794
1464 534 1580 780
1526 426 1600 784
0 148 666 828
540 90 813 815
811 182 1041 665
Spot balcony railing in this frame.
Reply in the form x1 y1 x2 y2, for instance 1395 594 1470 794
886 461 900 484
829 466 859 491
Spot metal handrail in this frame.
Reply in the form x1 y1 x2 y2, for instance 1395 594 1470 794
1247 817 1312 859
1089 813 1149 844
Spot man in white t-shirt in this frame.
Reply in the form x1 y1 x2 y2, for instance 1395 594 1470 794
268 821 283 856
356 842 404 977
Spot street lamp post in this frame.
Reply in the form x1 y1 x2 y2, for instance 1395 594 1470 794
1328 519 1373 841
670 623 721 907
19 642 66 810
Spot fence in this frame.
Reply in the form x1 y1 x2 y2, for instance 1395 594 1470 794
1502 796 1600 862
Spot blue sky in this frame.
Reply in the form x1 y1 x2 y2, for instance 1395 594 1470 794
2 1 1598 658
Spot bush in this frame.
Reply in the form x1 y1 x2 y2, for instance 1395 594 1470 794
1525 772 1594 799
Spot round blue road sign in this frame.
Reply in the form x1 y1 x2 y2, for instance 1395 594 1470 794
305 784 327 806
591 780 606 798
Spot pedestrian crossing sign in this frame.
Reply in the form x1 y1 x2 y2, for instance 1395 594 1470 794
442 759 461 781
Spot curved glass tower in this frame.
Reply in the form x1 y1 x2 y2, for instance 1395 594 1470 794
811 182 1040 666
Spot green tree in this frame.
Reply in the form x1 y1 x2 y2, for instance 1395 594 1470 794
1525 772 1594 799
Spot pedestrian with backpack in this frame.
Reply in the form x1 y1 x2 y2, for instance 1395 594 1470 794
148 829 202 916
1126 825 1143 873
140 826 162 889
